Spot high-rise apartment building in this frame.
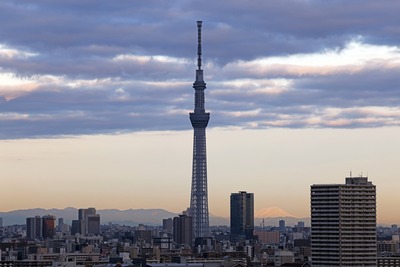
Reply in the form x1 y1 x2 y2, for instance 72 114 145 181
311 176 377 266
173 215 193 246
230 191 254 242
26 216 43 240
189 21 210 238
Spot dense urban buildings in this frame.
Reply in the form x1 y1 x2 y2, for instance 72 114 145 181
311 176 377 266
189 21 210 239
230 191 254 242
25 215 56 240
3 204 400 267
24 208 100 242
1 212 317 267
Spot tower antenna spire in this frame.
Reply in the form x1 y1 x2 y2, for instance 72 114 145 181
197 21 202 70
189 20 210 239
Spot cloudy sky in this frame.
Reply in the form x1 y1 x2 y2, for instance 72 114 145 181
1 0 400 224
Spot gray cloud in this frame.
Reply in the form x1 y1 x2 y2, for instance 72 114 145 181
1 0 400 138
2 0 400 64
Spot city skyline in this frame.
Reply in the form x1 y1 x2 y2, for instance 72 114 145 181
1 1 400 225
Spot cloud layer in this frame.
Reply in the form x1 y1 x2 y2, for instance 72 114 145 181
1 0 400 138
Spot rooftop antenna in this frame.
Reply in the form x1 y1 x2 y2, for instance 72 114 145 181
350 170 352 177
197 21 202 70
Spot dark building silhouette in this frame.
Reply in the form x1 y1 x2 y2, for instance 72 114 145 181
42 215 56 239
87 214 100 235
173 215 193 246
162 218 173 233
311 176 377 266
26 216 42 240
71 220 80 235
279 219 286 232
57 218 63 231
78 207 97 235
230 191 254 242
189 21 210 238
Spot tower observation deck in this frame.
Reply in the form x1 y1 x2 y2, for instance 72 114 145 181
189 21 210 238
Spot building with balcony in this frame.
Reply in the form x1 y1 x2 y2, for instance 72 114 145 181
311 176 377 266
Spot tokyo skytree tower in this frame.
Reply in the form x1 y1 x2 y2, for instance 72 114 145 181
189 21 210 238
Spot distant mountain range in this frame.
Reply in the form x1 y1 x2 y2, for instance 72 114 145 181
0 208 177 226
0 208 309 227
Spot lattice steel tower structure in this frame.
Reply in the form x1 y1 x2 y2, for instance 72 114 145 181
189 21 210 238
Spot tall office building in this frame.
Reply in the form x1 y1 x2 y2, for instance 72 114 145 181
26 216 43 240
173 215 193 246
78 208 87 234
311 176 377 266
230 191 254 242
279 219 286 232
42 215 56 239
78 207 99 235
0 217 3 227
71 220 80 235
189 21 210 238
87 214 100 235
58 217 64 231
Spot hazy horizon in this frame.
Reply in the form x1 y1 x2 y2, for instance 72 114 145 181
0 205 306 218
